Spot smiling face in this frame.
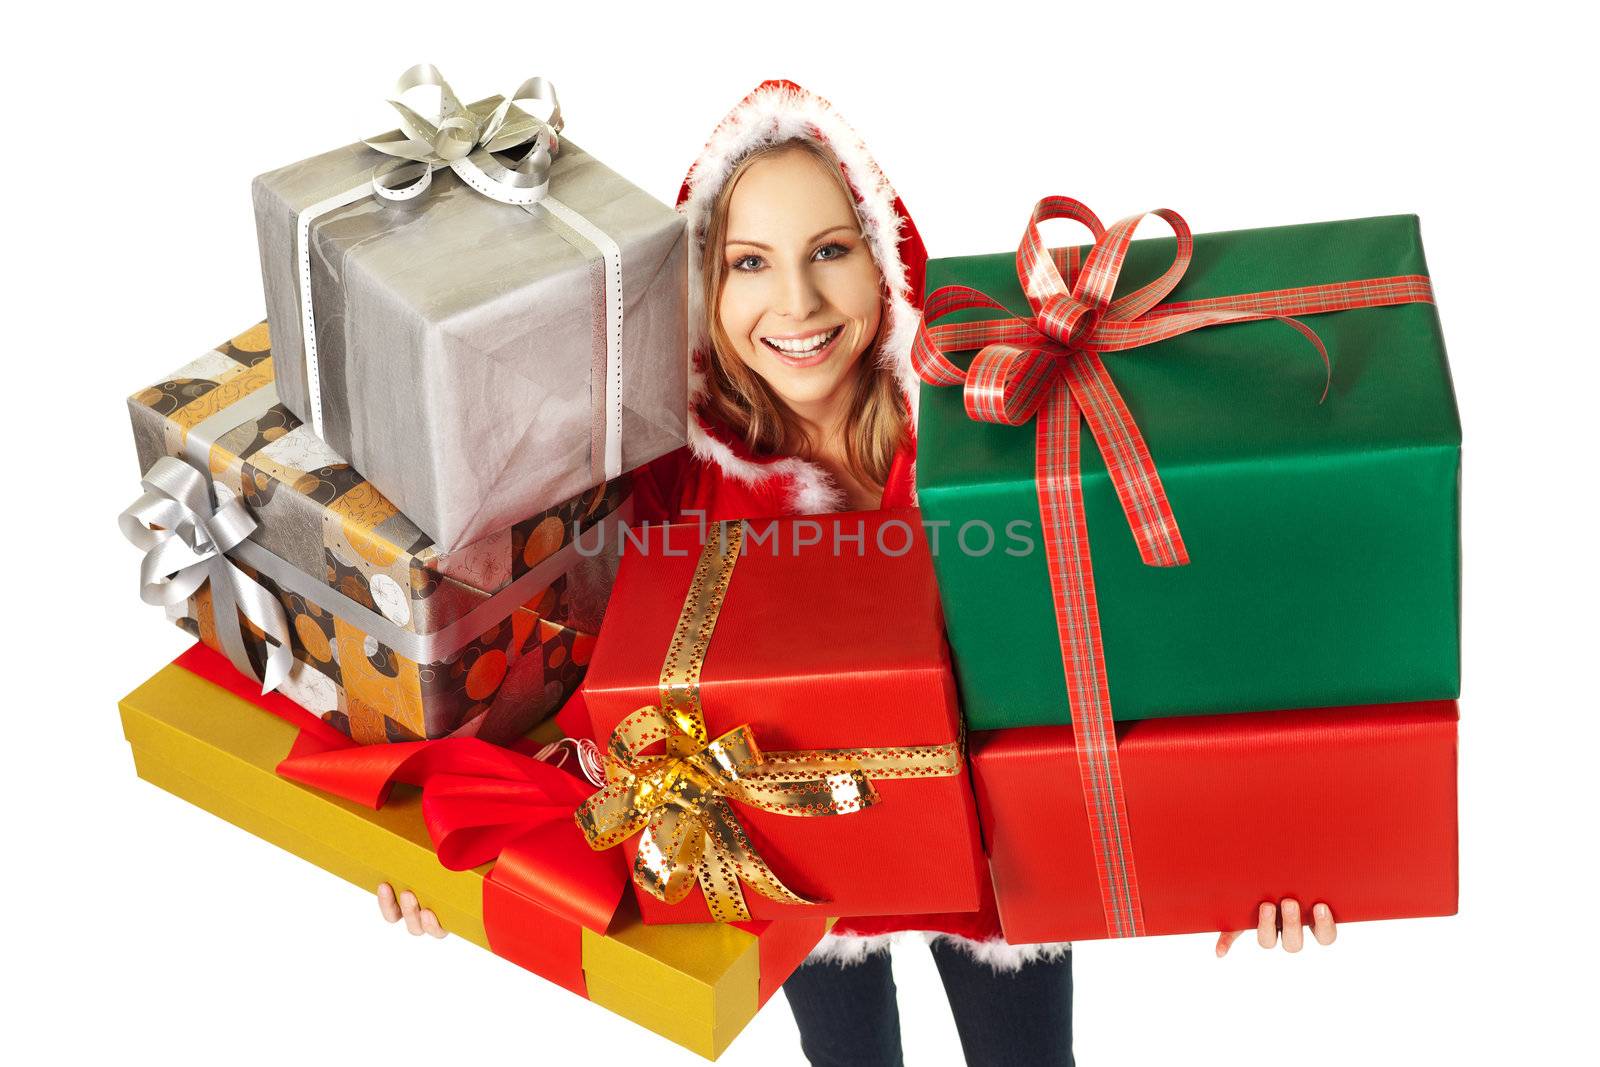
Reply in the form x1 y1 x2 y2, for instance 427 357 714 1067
714 146 883 425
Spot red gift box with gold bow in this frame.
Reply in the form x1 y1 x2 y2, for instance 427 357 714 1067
577 511 987 925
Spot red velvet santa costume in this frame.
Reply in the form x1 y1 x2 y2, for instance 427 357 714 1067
634 80 1067 970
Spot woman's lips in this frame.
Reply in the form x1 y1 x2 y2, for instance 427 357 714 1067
760 325 843 368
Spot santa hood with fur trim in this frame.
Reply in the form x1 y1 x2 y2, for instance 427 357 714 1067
630 82 1068 971
631 79 926 522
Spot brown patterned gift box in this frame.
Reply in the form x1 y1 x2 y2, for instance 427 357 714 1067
125 322 632 744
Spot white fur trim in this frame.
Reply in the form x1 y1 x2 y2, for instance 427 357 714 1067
802 931 1072 973
685 414 847 514
803 930 904 966
679 83 921 490
924 933 1073 974
783 457 846 514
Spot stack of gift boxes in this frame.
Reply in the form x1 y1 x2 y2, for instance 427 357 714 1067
917 210 1460 940
119 71 1459 1063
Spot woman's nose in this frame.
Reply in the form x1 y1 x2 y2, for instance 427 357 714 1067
774 264 824 320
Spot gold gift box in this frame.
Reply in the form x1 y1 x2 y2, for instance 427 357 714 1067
120 658 825 1059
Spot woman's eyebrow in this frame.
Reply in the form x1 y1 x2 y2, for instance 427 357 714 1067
807 224 859 242
725 225 859 250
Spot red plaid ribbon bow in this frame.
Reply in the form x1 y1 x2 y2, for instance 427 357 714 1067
912 197 1434 937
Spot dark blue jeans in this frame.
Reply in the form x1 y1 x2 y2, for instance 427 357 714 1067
782 941 1074 1067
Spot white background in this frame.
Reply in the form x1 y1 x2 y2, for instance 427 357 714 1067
7 2 1595 1064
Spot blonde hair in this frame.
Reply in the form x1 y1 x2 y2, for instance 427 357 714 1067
699 139 906 489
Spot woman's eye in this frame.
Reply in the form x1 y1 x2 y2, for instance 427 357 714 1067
813 242 850 262
731 254 765 272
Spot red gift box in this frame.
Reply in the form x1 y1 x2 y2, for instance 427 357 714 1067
972 700 1459 941
580 510 986 925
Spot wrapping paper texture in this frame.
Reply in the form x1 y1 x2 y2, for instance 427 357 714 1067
917 214 1461 730
127 324 628 742
120 656 825 1060
580 511 987 924
253 106 687 553
971 701 1459 942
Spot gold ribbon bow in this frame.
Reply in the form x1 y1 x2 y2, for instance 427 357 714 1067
574 523 963 922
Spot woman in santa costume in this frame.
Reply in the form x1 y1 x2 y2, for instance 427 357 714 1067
380 79 1337 1067
624 77 1080 1067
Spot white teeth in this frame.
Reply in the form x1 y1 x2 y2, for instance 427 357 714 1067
763 326 839 355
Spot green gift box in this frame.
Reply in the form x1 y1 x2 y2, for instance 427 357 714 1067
916 214 1460 732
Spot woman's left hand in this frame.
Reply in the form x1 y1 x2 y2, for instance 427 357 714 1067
1215 900 1336 956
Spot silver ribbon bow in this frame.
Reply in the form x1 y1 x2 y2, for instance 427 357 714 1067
295 65 622 486
120 457 294 694
363 64 563 206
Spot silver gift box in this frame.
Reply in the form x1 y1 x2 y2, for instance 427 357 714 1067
253 110 686 553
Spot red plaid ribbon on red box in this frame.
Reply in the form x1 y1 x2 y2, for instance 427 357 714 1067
912 197 1434 937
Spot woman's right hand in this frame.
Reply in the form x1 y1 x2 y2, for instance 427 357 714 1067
377 882 446 938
